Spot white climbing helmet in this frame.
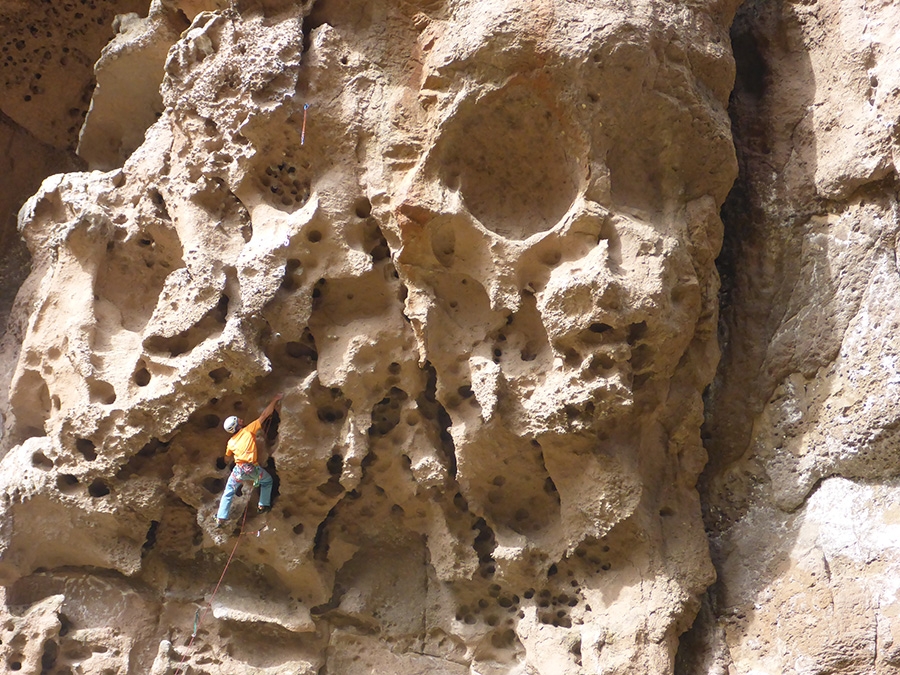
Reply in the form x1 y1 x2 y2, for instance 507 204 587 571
224 416 241 433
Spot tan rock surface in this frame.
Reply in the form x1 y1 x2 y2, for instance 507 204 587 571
0 0 743 673
0 0 148 375
696 0 900 673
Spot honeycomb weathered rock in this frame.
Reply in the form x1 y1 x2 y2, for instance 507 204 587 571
0 0 741 672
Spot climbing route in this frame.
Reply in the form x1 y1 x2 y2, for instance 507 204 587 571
173 505 250 675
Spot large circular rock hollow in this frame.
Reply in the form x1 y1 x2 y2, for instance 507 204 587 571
438 82 579 240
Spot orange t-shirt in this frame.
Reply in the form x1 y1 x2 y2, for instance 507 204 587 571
225 419 263 465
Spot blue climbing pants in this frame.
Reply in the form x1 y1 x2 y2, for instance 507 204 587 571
216 463 273 520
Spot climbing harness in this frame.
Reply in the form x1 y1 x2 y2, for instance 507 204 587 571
173 504 250 675
235 461 263 487
301 103 310 145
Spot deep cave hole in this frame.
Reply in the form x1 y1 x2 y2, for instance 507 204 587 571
544 476 560 505
56 474 79 493
520 344 538 361
367 224 391 262
354 196 372 218
208 367 231 384
213 294 229 323
116 439 171 480
41 640 59 674
589 353 616 373
31 452 53 470
203 477 225 494
58 613 72 637
88 379 116 405
589 322 613 334
141 439 169 457
286 327 318 361
416 363 458 477
368 387 407 436
569 638 581 666
143 334 190 358
473 517 497 565
141 520 159 556
627 321 648 343
313 505 338 561
311 277 330 308
281 258 302 291
75 438 97 461
263 408 280 441
88 479 110 498
317 404 345 424
173 8 190 28
439 422 457 478
326 454 343 476
731 24 768 99
133 367 151 387
317 476 344 498
714 23 768 325
148 187 170 220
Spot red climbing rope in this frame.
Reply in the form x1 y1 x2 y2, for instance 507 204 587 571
173 504 250 675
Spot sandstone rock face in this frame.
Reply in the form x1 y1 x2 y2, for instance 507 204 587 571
696 0 900 673
0 0 149 350
1 0 741 673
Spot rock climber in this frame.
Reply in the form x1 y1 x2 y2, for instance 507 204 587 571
216 393 283 527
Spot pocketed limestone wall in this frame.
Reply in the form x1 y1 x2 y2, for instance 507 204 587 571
0 0 742 673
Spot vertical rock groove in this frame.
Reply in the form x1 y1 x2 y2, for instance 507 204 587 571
696 0 900 672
